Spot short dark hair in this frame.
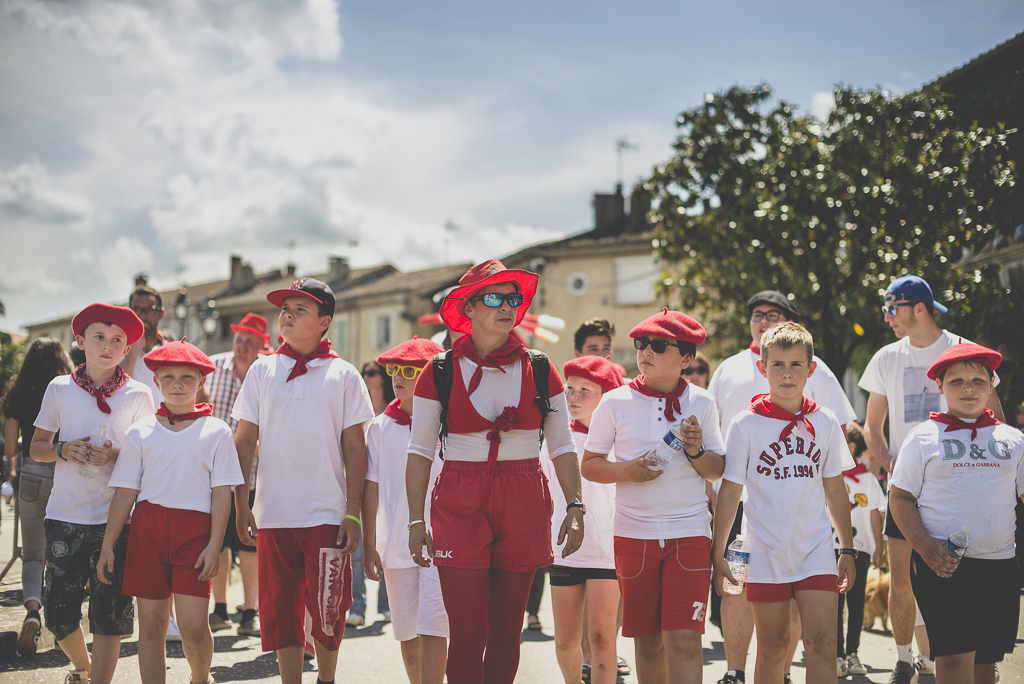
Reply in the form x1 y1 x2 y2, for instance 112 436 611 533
574 318 615 352
937 359 995 383
844 422 867 458
130 285 163 309
677 341 697 360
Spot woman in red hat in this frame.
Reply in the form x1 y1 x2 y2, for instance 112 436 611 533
406 260 585 684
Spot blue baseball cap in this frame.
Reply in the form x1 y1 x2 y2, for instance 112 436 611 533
885 275 947 314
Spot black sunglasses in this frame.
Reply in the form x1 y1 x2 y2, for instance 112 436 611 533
634 337 686 354
469 292 525 308
362 369 380 377
682 366 708 375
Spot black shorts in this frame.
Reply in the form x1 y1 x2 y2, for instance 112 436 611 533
883 500 906 540
223 490 257 554
549 565 617 587
911 552 1019 663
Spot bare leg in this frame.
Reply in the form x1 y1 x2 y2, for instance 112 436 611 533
313 639 339 682
721 591 755 672
634 634 668 684
888 539 917 660
585 580 621 684
175 594 214 683
276 645 305 684
662 629 702 683
239 551 259 610
211 548 230 604
420 634 448 684
936 652 975 684
400 637 423 684
974 662 997 684
914 624 930 658
784 600 801 676
551 584 586 684
792 590 838 684
89 634 125 684
137 598 171 684
56 628 92 673
580 595 592 667
750 601 791 684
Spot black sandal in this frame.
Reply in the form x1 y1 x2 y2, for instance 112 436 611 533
581 664 591 682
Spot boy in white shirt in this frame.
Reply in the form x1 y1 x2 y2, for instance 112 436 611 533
362 336 448 684
582 308 726 683
713 322 856 684
232 278 375 684
890 343 1023 684
99 340 243 684
30 303 153 684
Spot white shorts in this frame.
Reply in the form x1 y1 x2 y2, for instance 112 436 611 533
383 565 449 642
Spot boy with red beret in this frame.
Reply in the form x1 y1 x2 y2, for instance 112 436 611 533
890 343 1023 683
548 355 623 684
30 303 154 684
712 322 856 684
582 307 726 682
361 336 449 684
99 340 243 684
231 278 375 684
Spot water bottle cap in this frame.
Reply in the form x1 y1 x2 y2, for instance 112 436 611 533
961 526 970 534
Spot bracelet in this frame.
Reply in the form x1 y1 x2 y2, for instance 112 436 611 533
686 444 706 460
56 442 67 462
343 514 361 525
407 519 425 530
838 548 857 557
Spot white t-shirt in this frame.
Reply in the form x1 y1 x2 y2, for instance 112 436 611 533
34 375 154 525
858 331 998 460
584 382 726 540
542 430 615 569
833 468 887 556
365 411 444 570
110 415 244 513
232 353 375 529
889 419 1024 560
723 406 853 583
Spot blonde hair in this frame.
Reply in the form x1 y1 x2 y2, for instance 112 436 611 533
760 322 814 363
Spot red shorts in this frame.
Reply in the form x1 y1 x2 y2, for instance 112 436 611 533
430 458 553 572
257 525 353 652
123 501 212 600
614 535 712 638
746 574 838 602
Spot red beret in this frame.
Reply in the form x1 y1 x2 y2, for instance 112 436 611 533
72 303 144 346
629 307 707 346
440 260 538 334
563 356 625 392
926 342 1001 381
143 340 216 375
377 336 445 368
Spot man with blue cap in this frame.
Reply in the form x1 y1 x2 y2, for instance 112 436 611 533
858 274 1005 684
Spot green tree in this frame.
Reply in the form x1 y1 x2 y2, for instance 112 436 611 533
646 84 1019 400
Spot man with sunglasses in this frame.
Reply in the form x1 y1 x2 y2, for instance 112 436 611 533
707 290 856 684
121 285 167 404
858 274 1004 684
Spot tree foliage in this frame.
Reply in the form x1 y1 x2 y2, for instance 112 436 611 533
645 84 1019 402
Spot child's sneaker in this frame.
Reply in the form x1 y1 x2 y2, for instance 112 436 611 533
838 657 849 678
887 660 919 684
166 615 182 642
913 653 935 675
63 671 89 683
847 653 868 675
345 613 365 627
209 613 233 632
717 672 745 684
17 609 41 657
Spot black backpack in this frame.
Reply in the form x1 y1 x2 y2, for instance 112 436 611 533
432 348 554 458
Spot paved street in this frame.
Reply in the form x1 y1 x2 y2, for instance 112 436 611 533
1 505 1023 683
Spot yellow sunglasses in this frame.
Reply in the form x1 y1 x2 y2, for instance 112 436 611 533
386 364 423 380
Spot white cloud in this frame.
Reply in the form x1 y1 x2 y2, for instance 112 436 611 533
810 90 835 121
0 160 94 225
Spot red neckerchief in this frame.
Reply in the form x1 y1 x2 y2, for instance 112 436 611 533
629 376 688 422
384 399 411 427
72 364 129 415
451 334 528 395
276 340 339 382
750 393 820 440
570 419 589 434
929 409 999 442
749 341 760 355
156 403 213 425
843 462 870 482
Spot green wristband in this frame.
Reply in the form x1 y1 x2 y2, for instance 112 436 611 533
344 514 361 525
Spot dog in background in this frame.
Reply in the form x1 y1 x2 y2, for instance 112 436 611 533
863 567 891 632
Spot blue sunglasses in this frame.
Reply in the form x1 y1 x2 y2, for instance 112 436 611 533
470 293 526 308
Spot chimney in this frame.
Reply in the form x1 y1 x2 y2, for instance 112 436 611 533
593 184 626 235
134 273 149 288
328 256 350 284
286 263 296 278
229 255 256 292
629 186 651 233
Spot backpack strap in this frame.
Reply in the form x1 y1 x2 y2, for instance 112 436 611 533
526 348 554 445
431 350 454 459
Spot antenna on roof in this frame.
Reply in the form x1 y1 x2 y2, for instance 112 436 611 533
616 137 637 187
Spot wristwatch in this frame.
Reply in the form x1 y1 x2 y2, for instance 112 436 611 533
567 502 586 515
686 444 705 460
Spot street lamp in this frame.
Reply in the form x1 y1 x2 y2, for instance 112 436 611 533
200 300 219 350
173 290 189 339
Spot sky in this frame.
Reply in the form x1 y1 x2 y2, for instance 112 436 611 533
1 1 1022 330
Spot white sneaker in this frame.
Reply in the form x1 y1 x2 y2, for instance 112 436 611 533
166 615 182 642
63 671 89 683
345 614 365 627
913 653 935 675
847 653 868 675
838 657 849 678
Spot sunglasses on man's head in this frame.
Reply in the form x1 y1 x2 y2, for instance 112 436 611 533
682 366 708 376
469 292 525 308
386 364 423 380
634 337 685 354
881 301 918 317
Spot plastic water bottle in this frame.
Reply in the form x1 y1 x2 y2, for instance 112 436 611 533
646 425 685 467
723 535 749 595
941 526 969 578
81 423 109 478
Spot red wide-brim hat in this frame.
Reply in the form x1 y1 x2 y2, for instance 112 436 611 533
629 307 707 345
230 312 270 342
143 340 216 375
378 336 445 368
563 356 625 392
72 303 145 346
439 260 539 335
926 342 1001 381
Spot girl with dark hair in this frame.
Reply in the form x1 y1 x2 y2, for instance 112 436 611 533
1 337 74 657
363 361 397 416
